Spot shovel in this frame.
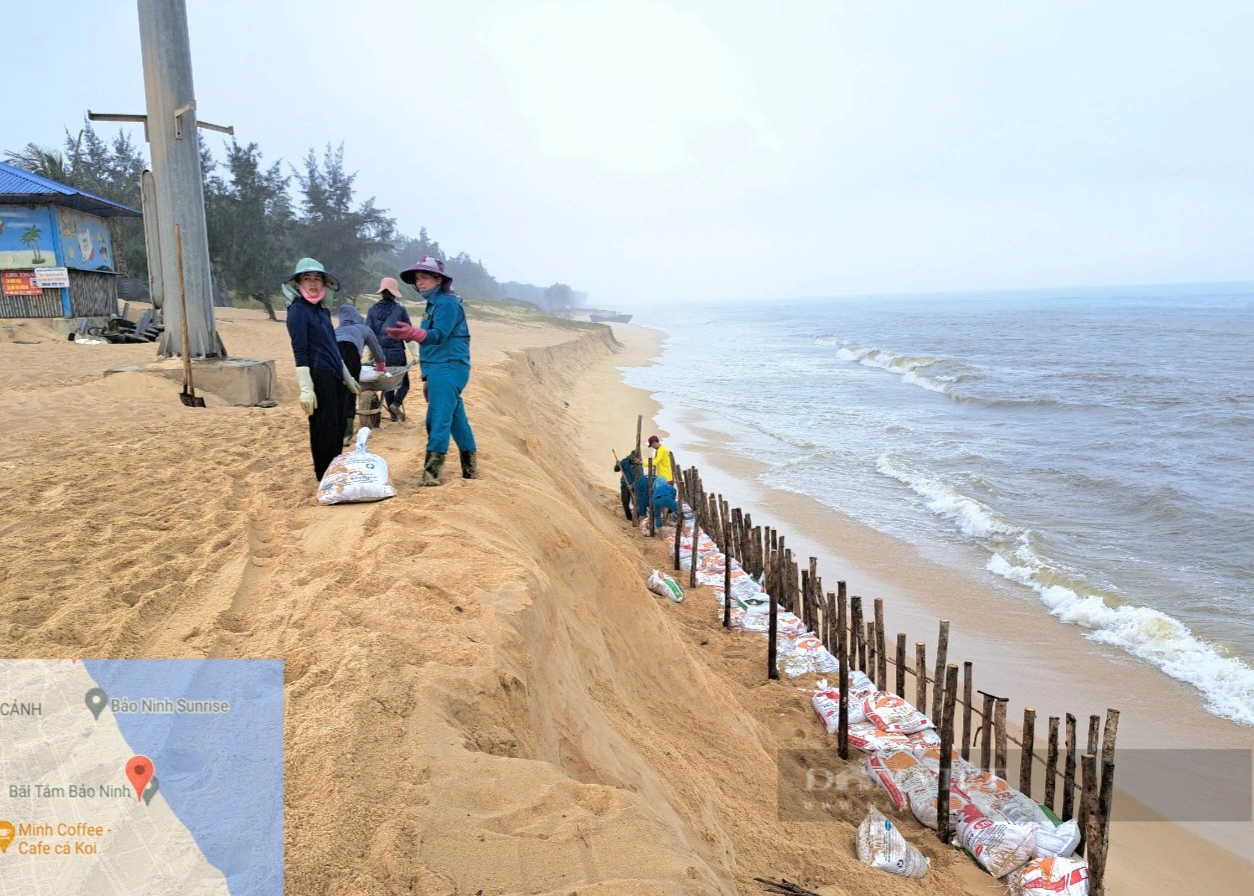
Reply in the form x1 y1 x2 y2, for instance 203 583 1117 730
174 224 206 408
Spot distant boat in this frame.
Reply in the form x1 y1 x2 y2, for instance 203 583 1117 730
589 312 632 324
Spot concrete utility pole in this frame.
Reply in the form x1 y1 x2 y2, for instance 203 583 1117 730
137 0 225 358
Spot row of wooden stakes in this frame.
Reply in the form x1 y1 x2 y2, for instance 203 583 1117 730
646 454 1119 894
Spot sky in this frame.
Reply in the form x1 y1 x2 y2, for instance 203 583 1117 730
7 0 1254 306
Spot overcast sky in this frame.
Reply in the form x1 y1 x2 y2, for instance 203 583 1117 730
9 1 1254 305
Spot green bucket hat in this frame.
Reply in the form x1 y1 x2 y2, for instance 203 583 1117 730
281 257 341 303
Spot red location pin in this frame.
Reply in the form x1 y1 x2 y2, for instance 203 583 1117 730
126 756 155 803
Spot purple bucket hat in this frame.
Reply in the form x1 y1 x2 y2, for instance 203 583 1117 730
400 255 453 290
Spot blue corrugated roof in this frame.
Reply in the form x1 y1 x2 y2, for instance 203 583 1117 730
0 161 141 218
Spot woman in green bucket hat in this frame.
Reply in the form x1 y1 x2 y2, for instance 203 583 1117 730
282 258 362 480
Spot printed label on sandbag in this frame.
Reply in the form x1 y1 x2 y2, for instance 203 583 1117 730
855 806 930 879
646 570 684 602
318 427 396 505
1008 856 1089 896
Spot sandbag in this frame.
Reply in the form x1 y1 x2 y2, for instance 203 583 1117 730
780 633 842 677
646 570 684 602
955 802 1036 878
1008 856 1089 895
862 692 935 735
317 428 396 505
855 806 930 879
810 678 874 733
1033 818 1080 859
847 721 941 754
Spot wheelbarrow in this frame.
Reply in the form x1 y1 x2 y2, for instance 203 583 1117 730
355 366 410 428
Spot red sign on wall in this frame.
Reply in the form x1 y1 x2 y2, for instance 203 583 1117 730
1 270 42 297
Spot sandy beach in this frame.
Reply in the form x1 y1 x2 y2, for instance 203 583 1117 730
1 307 1251 894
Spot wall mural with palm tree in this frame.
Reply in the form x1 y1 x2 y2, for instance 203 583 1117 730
0 206 56 267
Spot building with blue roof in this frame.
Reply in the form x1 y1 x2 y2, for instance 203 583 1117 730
0 161 141 319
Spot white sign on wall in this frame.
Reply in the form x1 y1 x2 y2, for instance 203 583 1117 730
34 266 70 289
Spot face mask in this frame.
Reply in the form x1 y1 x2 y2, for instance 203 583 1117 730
419 286 438 299
299 281 326 304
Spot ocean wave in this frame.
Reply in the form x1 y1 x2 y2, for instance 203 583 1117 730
879 453 1254 725
819 336 1085 410
987 550 1254 727
876 456 1019 539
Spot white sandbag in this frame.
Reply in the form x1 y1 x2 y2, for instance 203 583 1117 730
856 806 930 879
1033 819 1080 859
961 771 1054 829
780 633 842 678
862 692 935 735
317 428 396 505
1008 856 1089 895
646 570 684 602
811 682 873 733
956 802 1036 878
847 721 940 754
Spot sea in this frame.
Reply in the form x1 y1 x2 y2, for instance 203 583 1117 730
625 284 1254 728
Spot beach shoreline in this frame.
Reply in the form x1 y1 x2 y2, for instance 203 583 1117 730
2 307 1250 893
598 321 1254 893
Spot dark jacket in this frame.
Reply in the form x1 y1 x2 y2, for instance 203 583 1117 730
614 450 642 488
286 298 342 375
336 305 384 360
365 296 412 359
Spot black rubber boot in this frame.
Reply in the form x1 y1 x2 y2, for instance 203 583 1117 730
421 450 446 486
460 450 478 479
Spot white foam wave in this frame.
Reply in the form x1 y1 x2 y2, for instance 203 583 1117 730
825 339 967 399
987 552 1254 727
876 456 1019 539
879 453 1254 726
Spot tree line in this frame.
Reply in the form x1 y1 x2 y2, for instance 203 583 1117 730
4 122 585 319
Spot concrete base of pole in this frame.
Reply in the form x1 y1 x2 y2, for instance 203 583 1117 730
106 358 276 406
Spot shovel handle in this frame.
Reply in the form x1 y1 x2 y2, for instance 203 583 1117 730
175 225 196 396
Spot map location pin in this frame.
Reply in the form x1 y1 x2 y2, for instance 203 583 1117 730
0 820 14 854
142 776 159 806
126 756 155 802
85 687 108 720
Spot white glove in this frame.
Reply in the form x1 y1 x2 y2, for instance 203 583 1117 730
341 362 361 395
295 366 317 416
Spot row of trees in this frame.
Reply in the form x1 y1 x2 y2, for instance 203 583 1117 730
4 122 584 319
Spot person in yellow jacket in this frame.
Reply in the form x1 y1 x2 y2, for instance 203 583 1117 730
647 434 674 483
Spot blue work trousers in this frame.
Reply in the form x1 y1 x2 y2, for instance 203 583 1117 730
424 362 476 454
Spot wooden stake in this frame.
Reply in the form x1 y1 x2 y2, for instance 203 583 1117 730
836 582 848 672
1020 707 1037 798
932 619 949 726
916 642 928 713
723 529 733 629
1078 753 1097 857
689 521 700 590
1099 708 1120 840
936 663 960 844
767 562 779 681
994 697 1008 781
1063 713 1077 821
1087 714 1101 757
647 459 656 537
961 662 973 762
980 692 995 772
850 597 864 673
874 598 887 687
866 622 876 686
1045 716 1060 812
1091 758 1115 895
895 634 907 698
836 590 849 760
